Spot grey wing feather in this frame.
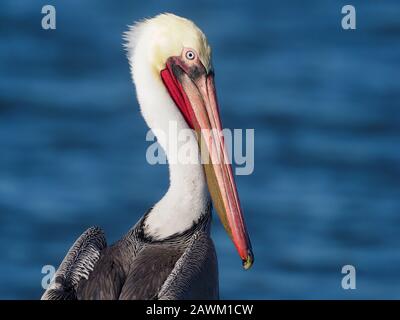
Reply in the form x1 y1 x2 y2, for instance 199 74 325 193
118 244 183 300
76 245 127 300
157 231 219 300
41 226 107 300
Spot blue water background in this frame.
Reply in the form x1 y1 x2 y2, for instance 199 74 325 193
0 0 399 299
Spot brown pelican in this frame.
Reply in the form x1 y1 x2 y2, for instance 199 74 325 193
42 13 253 300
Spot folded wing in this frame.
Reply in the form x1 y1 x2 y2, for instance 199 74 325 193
41 226 107 300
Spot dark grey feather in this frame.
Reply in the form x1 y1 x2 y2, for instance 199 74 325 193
118 244 184 299
41 226 107 300
157 231 219 300
76 245 127 299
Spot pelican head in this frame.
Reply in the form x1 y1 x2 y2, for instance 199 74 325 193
125 13 253 269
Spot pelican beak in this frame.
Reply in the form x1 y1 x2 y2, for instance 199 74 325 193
161 57 254 269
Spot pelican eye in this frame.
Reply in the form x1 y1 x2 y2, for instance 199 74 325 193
185 51 195 60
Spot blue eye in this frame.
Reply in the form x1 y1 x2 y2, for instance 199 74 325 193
185 50 195 60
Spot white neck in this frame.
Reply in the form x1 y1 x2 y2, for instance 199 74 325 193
130 52 209 240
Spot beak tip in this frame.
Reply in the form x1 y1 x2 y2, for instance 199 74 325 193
242 249 254 270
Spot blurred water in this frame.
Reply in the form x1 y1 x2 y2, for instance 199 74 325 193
0 0 399 299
